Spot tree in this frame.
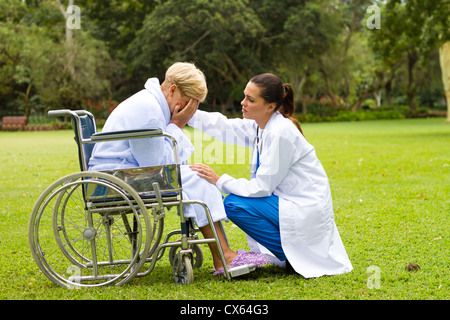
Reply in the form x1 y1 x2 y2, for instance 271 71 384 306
368 0 449 115
249 0 348 113
251 0 380 113
76 0 157 98
0 0 117 116
127 0 265 113
406 0 448 118
278 0 344 113
0 1 53 117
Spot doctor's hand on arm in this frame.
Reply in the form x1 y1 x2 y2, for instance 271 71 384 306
171 98 199 129
190 164 220 185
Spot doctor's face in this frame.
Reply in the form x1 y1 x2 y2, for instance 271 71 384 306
241 82 275 126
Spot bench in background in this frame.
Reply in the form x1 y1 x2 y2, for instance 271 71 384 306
1 116 28 131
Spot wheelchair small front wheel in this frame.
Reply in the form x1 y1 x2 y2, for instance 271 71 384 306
173 254 194 285
169 243 203 269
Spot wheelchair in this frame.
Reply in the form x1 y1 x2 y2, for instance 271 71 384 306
28 109 255 288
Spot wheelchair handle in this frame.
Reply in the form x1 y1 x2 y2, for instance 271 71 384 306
48 109 91 117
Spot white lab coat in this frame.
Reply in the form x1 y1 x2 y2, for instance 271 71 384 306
88 78 227 228
188 110 353 278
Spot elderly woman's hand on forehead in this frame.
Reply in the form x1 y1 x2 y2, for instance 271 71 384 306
171 98 199 129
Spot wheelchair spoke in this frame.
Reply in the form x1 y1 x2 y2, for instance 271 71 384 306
29 172 153 288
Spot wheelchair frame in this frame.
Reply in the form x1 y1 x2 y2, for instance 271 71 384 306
28 109 255 288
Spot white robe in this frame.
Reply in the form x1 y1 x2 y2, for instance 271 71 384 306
188 110 353 278
88 78 227 227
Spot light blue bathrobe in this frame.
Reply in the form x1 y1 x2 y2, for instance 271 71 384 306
89 78 226 227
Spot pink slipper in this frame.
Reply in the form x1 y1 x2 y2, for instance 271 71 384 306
213 250 270 276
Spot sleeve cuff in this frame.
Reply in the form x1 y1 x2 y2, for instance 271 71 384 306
216 174 233 193
166 123 194 162
187 112 198 128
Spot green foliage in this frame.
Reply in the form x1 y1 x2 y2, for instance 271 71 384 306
0 0 116 117
367 0 449 114
127 0 265 110
82 97 119 120
0 0 447 119
297 105 412 122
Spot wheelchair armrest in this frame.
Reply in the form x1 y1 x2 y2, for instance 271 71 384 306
91 129 163 141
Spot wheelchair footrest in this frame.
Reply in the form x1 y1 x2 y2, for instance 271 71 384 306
228 263 255 278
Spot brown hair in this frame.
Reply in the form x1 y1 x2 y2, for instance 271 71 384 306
250 73 303 135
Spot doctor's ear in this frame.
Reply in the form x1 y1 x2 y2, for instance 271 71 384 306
267 102 277 112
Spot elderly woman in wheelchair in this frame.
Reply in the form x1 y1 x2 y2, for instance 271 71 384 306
28 62 268 288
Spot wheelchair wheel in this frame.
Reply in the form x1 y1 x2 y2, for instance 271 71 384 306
173 254 194 285
169 244 203 269
28 171 153 288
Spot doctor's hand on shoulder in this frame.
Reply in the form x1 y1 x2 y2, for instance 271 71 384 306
171 98 199 129
190 164 220 185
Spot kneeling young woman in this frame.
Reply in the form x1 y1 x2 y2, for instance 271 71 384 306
189 73 353 278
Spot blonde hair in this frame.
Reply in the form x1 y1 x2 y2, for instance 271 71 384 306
163 62 208 102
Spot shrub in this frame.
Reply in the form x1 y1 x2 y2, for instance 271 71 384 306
297 106 412 123
82 97 119 120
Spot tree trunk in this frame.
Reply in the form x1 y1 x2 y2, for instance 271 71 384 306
406 50 418 115
352 72 383 111
24 83 32 119
293 73 307 114
301 96 308 115
56 0 74 43
56 0 76 86
385 79 392 106
439 41 450 122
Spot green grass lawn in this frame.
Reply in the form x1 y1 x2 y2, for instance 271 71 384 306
0 118 448 300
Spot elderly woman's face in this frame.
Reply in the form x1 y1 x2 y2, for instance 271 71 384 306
167 84 190 115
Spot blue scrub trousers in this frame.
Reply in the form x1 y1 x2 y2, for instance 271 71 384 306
224 194 287 261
